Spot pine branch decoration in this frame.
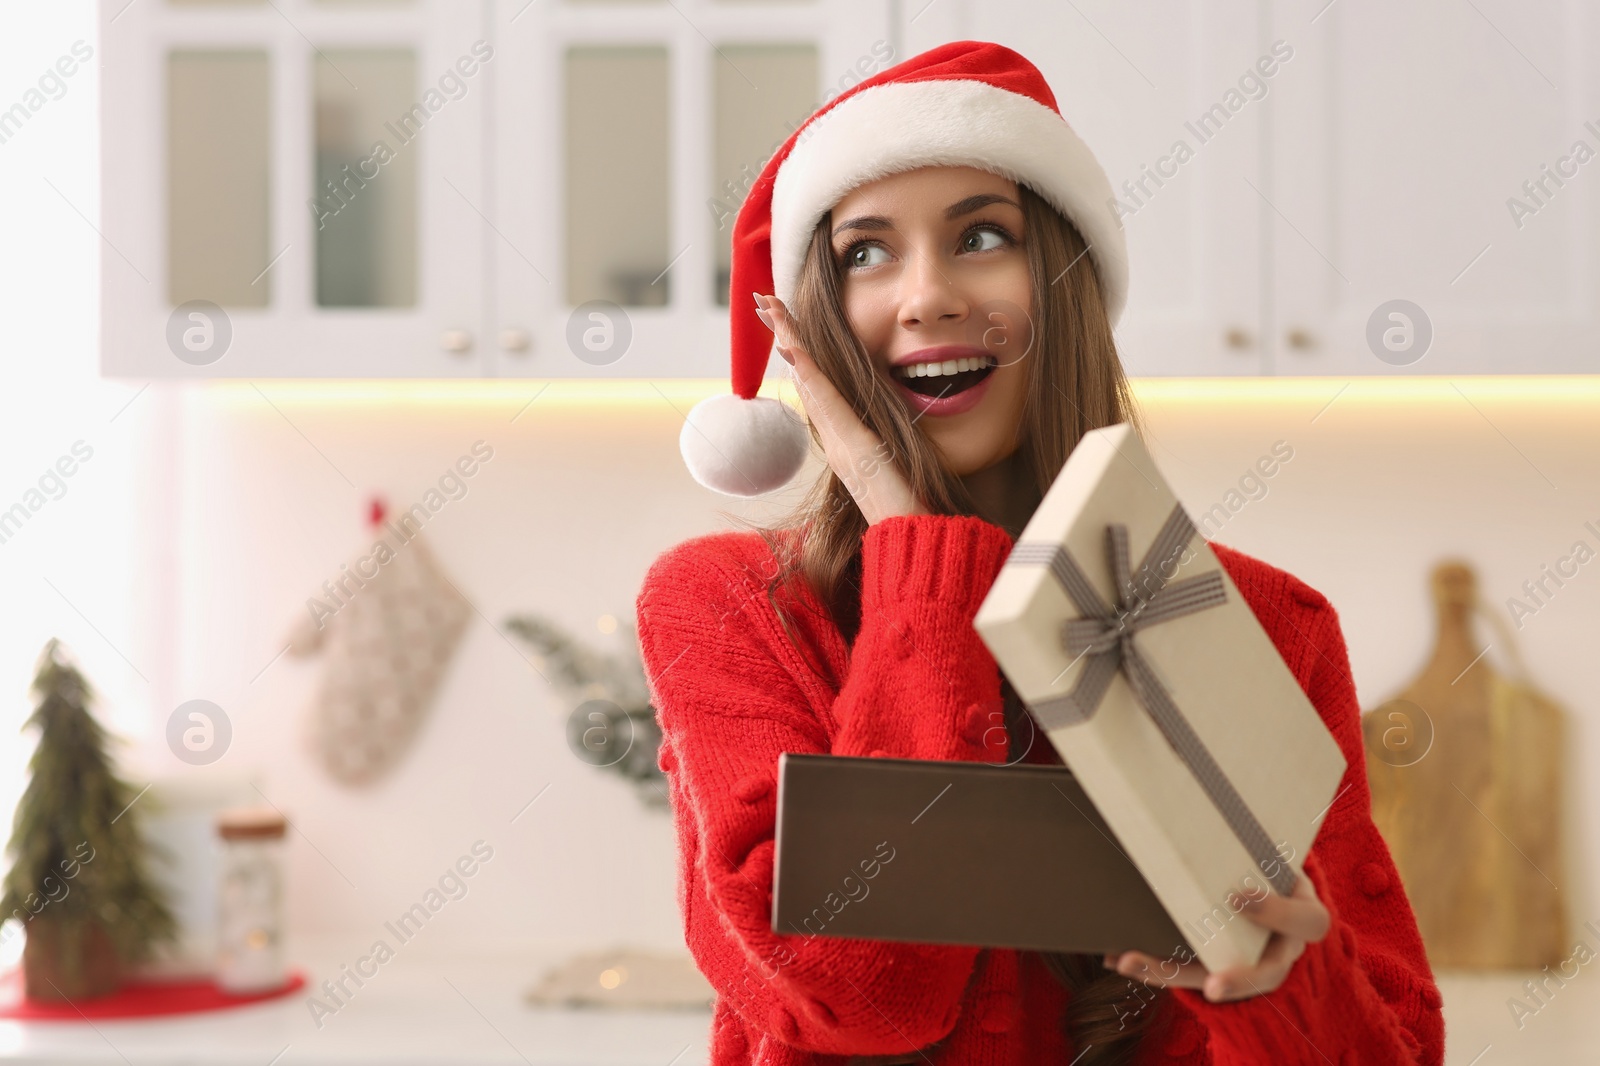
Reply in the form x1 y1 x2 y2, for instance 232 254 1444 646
503 615 650 709
502 615 667 809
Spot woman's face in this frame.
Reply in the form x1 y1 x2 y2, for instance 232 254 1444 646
829 164 1033 477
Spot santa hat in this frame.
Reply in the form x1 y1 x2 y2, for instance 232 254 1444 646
680 39 1129 497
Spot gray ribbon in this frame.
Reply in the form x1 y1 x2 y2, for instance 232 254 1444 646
1007 504 1298 897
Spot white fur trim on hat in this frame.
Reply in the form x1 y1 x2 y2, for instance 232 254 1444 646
680 393 810 497
770 78 1128 326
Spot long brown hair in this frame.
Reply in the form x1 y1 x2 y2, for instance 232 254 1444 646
731 179 1157 1063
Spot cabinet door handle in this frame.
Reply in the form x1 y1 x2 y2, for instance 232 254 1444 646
1224 327 1252 349
1286 328 1314 351
441 329 473 355
499 328 532 353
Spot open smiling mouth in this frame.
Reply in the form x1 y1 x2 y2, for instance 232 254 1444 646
891 356 997 398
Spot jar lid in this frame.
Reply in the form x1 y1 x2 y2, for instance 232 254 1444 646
216 805 288 840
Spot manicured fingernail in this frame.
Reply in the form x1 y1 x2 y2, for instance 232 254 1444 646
752 291 765 309
755 308 775 330
776 345 794 366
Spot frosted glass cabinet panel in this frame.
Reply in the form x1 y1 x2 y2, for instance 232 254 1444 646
312 50 419 309
564 47 671 308
166 51 271 309
710 43 819 308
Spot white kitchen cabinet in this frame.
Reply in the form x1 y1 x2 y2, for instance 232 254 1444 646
100 0 493 377
963 0 1599 375
103 0 1593 378
98 0 895 379
1265 0 1600 375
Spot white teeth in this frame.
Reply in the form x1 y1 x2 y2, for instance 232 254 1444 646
894 355 994 379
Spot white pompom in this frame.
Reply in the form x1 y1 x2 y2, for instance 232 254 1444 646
679 393 810 497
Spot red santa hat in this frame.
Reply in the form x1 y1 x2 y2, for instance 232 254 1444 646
680 39 1129 497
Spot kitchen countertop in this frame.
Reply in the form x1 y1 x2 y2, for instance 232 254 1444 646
0 952 1587 1065
1435 967 1598 1066
0 942 711 1066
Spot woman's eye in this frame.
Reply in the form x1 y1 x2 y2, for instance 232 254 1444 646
962 226 1009 253
844 242 890 269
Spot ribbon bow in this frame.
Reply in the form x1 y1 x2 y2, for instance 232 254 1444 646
1008 504 1298 896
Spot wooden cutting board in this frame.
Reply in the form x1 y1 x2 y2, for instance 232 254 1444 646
1362 560 1569 970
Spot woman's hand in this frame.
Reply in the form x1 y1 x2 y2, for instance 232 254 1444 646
1102 874 1331 1003
754 292 928 526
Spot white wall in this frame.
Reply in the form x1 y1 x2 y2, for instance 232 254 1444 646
0 0 148 972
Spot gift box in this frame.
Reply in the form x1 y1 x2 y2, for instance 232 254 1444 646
973 422 1347 973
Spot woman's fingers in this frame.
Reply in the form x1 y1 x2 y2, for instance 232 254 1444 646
780 334 873 485
1234 874 1330 943
1104 950 1207 991
757 296 848 436
769 297 865 450
753 293 926 524
758 292 799 353
1200 931 1306 1001
1107 943 1301 1003
1106 884 1321 1003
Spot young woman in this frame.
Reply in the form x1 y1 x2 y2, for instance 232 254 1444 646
637 41 1444 1066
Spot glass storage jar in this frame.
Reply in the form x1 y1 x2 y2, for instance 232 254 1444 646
214 806 288 994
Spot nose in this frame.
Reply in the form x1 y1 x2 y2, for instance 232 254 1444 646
897 241 969 331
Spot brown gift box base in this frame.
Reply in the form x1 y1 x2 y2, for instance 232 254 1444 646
773 753 1196 960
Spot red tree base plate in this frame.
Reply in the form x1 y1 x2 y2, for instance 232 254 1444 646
0 967 307 1020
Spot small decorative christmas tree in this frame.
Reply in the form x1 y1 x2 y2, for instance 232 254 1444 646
0 639 177 999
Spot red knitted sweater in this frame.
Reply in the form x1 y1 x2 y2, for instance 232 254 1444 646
635 513 1446 1065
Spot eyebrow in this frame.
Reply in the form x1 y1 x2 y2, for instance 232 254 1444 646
829 193 1021 239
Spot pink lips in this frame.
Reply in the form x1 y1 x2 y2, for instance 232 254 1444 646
891 365 995 417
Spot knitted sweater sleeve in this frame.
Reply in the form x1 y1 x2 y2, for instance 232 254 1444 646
1166 595 1447 1065
635 514 1017 1057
